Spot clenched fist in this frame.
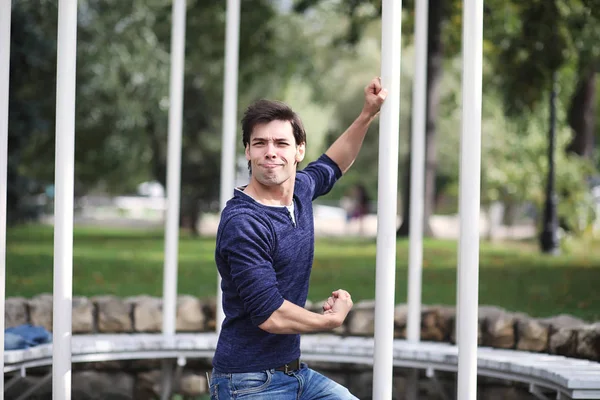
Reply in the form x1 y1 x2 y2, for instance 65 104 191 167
322 289 354 328
362 76 388 118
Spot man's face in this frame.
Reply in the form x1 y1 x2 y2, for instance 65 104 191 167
245 120 305 187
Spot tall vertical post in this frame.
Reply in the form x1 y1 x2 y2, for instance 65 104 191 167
161 0 186 397
0 0 13 392
456 0 484 399
406 1 428 398
52 1 79 398
407 0 429 343
372 0 402 398
217 0 240 333
540 71 559 254
162 0 186 341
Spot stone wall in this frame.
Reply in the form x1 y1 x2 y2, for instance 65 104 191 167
4 295 600 399
7 294 216 334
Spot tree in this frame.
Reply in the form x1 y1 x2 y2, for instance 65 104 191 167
296 0 600 239
8 0 59 224
294 0 460 237
9 0 315 233
487 0 600 160
481 97 596 236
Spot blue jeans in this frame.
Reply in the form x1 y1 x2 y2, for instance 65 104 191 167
209 362 358 399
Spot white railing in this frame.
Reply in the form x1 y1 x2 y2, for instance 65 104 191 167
4 333 600 400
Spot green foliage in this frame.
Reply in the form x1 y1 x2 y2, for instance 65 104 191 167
482 107 595 234
72 0 292 204
485 0 600 116
9 0 317 227
9 0 599 237
294 0 382 45
294 0 600 237
432 58 595 234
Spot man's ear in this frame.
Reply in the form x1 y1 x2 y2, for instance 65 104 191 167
245 144 250 161
295 143 306 163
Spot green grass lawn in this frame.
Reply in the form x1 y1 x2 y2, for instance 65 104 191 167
6 224 600 322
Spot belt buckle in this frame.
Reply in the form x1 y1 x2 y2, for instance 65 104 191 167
284 363 290 374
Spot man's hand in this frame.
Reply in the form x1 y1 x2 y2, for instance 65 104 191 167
322 289 354 326
362 77 388 119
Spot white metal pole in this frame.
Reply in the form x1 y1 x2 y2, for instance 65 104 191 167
52 0 78 398
161 1 186 398
0 0 12 392
406 2 428 398
372 0 402 398
217 0 240 333
407 0 429 344
456 0 484 398
162 0 186 340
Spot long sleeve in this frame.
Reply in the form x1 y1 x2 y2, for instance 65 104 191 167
218 213 285 326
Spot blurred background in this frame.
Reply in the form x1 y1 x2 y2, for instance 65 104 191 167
7 0 600 243
5 0 600 317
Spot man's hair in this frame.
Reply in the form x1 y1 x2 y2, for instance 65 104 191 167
241 99 307 148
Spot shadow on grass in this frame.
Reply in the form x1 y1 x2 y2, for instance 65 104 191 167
8 224 167 243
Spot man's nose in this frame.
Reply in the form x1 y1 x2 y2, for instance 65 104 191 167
265 143 277 158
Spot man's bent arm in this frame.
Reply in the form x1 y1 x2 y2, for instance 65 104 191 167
258 300 343 334
325 111 376 174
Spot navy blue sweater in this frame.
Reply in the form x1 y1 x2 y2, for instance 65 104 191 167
212 154 342 373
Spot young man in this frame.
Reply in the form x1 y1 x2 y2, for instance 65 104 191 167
210 77 387 399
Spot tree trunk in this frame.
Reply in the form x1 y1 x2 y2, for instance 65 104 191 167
397 0 443 237
567 65 596 158
397 156 411 236
188 197 201 237
178 193 202 236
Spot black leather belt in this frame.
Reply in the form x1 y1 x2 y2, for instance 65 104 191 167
274 358 300 374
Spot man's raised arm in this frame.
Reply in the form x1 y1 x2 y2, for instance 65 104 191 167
325 77 387 174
